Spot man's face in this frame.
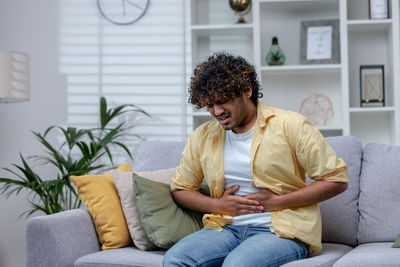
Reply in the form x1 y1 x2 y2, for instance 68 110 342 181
207 90 255 134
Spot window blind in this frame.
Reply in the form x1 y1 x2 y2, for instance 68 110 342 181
59 0 189 159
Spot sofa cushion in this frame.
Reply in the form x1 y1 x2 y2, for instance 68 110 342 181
113 171 156 251
113 168 177 251
308 136 362 246
70 163 133 250
134 141 186 172
393 234 400 248
333 242 400 267
74 246 165 267
133 173 209 249
281 243 353 267
358 143 400 244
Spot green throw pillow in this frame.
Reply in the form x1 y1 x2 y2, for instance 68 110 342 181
133 173 209 249
392 234 400 248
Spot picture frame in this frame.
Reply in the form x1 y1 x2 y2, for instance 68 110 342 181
369 0 389 19
360 65 385 107
300 19 340 65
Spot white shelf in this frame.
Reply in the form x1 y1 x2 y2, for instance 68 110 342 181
259 0 330 2
261 64 341 76
260 0 317 2
318 126 343 131
192 111 210 117
191 24 253 37
349 107 396 113
259 0 338 10
347 19 393 32
191 24 253 31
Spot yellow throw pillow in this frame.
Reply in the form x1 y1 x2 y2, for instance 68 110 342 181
71 163 132 250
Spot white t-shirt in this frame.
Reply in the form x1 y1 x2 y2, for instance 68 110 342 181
224 127 272 226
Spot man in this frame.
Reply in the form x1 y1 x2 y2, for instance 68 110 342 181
163 52 348 266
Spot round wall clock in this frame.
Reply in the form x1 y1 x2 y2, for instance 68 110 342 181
97 0 150 25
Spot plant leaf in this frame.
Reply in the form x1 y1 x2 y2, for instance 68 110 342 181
0 96 150 218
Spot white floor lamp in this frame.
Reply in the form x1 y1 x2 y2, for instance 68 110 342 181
0 50 30 103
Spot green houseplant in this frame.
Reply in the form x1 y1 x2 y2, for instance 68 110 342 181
0 97 149 217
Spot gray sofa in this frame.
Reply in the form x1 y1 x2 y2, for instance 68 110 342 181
25 136 400 267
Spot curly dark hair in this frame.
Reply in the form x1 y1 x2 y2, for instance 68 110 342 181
188 52 263 109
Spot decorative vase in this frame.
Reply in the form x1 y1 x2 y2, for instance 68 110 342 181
266 36 285 66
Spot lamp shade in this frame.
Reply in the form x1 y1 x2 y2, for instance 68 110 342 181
0 50 30 103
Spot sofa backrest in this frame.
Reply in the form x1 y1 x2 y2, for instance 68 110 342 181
134 136 364 247
357 143 400 244
133 141 185 172
317 136 363 247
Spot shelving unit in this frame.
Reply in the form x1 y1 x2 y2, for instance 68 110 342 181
188 0 400 145
346 0 399 145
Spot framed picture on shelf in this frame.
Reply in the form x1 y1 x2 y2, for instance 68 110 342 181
369 0 389 19
300 19 340 65
360 65 385 107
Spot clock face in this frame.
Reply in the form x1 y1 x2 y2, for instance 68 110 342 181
97 0 150 25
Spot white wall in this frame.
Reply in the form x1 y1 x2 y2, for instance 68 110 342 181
0 1 66 266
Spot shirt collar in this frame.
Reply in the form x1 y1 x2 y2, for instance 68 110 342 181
208 119 223 139
256 101 275 128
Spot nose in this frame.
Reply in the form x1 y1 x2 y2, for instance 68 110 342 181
213 104 224 116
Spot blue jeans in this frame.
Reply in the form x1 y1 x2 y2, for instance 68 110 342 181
163 225 308 267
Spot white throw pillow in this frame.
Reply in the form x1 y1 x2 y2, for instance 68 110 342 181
112 167 176 250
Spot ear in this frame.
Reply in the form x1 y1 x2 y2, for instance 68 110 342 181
245 85 252 98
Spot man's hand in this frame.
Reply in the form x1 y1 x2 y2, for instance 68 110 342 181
171 185 264 216
243 180 348 212
215 185 264 216
172 180 347 217
243 183 281 212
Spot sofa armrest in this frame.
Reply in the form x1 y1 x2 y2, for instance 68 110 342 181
25 209 100 267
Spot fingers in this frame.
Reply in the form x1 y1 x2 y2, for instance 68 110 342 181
243 194 258 201
236 203 264 215
231 196 264 215
250 182 266 191
236 196 260 206
220 185 267 216
223 185 239 196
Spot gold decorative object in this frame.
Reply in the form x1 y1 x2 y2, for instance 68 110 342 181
229 0 251 24
360 65 385 107
300 93 334 126
365 74 382 102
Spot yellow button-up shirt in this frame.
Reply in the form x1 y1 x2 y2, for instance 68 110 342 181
171 102 348 252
